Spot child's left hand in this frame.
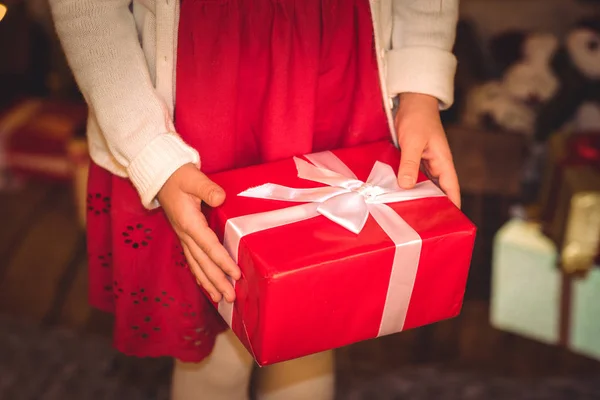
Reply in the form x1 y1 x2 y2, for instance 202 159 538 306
395 93 461 208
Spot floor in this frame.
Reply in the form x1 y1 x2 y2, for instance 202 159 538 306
1 180 599 397
3 316 600 400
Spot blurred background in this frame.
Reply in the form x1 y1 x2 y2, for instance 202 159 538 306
1 0 600 399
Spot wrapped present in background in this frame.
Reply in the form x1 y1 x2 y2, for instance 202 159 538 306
571 266 600 360
204 141 477 366
491 218 600 361
0 98 87 184
490 219 561 344
539 132 600 240
545 166 600 273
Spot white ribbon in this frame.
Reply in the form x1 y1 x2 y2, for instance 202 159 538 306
218 150 445 337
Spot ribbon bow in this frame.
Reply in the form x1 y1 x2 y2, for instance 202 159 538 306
238 151 444 234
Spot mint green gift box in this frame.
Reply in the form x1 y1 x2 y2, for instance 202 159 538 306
490 218 600 360
571 266 600 360
490 219 561 344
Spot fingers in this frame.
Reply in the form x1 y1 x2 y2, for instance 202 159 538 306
397 140 425 190
180 212 241 303
162 165 239 301
438 160 462 209
182 169 226 207
187 218 242 280
184 236 237 303
167 182 239 302
182 243 220 302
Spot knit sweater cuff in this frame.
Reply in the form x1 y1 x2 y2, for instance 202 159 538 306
386 47 457 110
127 133 200 209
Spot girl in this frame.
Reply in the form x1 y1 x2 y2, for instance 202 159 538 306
49 0 461 399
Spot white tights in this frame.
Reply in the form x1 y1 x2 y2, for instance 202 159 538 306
171 330 335 400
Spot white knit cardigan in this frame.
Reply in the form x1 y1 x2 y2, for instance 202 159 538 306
50 0 459 208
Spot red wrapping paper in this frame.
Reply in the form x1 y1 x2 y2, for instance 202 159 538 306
204 141 476 366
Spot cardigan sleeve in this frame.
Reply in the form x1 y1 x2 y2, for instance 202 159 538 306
387 0 459 110
49 0 199 209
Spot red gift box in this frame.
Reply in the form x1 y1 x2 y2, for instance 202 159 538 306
0 99 87 181
205 141 476 366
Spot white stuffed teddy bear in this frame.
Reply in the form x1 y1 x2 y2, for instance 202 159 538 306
573 102 600 131
535 17 600 140
503 33 560 107
461 80 536 134
461 33 560 136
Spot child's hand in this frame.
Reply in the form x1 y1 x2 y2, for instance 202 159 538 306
157 164 241 303
395 93 461 208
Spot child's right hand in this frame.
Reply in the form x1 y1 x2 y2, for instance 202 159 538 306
157 163 241 303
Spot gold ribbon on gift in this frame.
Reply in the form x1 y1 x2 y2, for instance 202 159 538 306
553 166 600 274
561 191 600 274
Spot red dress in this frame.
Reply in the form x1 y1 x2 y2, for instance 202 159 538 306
87 0 390 362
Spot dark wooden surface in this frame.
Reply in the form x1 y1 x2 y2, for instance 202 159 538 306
0 181 599 383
